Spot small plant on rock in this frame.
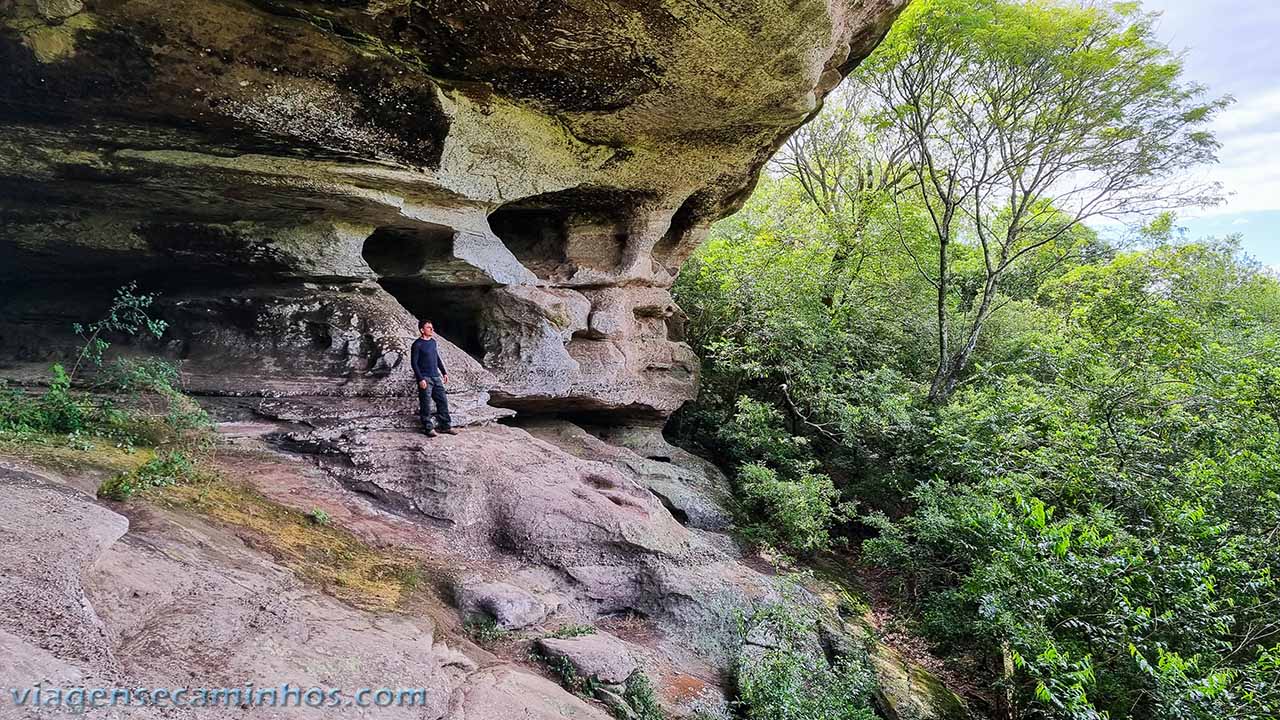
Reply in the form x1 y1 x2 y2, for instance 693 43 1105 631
98 448 198 501
464 615 511 647
103 356 211 437
69 281 167 384
548 624 596 639
0 282 201 446
547 653 599 697
619 672 665 720
307 508 332 526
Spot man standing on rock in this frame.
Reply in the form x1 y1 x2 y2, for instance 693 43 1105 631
412 319 457 437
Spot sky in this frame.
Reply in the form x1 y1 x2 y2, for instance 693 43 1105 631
1139 0 1280 269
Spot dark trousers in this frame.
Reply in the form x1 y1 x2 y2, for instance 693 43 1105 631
418 376 451 430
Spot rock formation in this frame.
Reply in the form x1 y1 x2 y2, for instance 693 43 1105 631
1 0 907 417
0 1 969 718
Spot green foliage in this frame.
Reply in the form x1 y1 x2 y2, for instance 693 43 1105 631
2 283 212 507
98 449 198 501
41 364 91 433
733 600 878 720
680 94 1272 720
673 1 1266 716
0 284 205 448
102 357 211 435
619 672 666 720
547 624 596 639
682 200 1279 719
464 615 511 647
70 281 167 383
307 508 332 526
738 463 849 555
722 398 853 553
851 0 1228 402
858 241 1280 719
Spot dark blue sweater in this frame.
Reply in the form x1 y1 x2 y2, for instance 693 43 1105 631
410 337 447 380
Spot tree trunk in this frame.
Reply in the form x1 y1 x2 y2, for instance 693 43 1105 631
996 641 1017 720
928 272 999 405
927 232 951 404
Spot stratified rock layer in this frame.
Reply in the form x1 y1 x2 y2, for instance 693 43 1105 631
1 0 907 421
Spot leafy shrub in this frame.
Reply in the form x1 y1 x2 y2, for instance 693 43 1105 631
464 615 511 647
5 364 96 436
734 600 878 720
98 449 197 501
69 281 167 384
0 284 208 449
103 357 210 436
738 463 850 554
40 364 91 434
307 509 331 526
717 398 855 555
619 672 665 720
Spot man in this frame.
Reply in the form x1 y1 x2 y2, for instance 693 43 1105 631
411 319 456 437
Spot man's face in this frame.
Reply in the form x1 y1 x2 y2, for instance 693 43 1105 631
420 322 434 338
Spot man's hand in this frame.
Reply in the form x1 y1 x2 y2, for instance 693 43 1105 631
442 373 449 385
418 379 428 390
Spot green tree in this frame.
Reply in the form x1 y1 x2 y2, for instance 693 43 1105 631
852 0 1228 403
865 240 1280 719
673 6 1272 716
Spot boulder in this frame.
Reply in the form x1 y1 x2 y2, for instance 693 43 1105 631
870 645 970 720
0 465 129 682
457 580 555 630
444 666 612 720
34 0 83 20
537 631 638 685
0 463 486 719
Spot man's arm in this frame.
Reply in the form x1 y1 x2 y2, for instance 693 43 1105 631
436 351 447 378
410 341 425 381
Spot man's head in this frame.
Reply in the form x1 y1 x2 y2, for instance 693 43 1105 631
419 319 434 338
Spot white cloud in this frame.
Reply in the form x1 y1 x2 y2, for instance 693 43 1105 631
1142 1 1280 219
1183 90 1280 217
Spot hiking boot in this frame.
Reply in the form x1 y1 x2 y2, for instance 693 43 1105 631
423 428 438 437
439 426 459 435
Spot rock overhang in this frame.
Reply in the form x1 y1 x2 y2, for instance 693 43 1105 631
0 0 909 421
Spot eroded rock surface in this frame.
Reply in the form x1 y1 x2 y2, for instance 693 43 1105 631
456 580 557 631
525 419 735 530
0 0 907 421
275 420 773 662
0 460 609 720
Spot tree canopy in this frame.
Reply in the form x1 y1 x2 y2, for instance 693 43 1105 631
672 2 1276 718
